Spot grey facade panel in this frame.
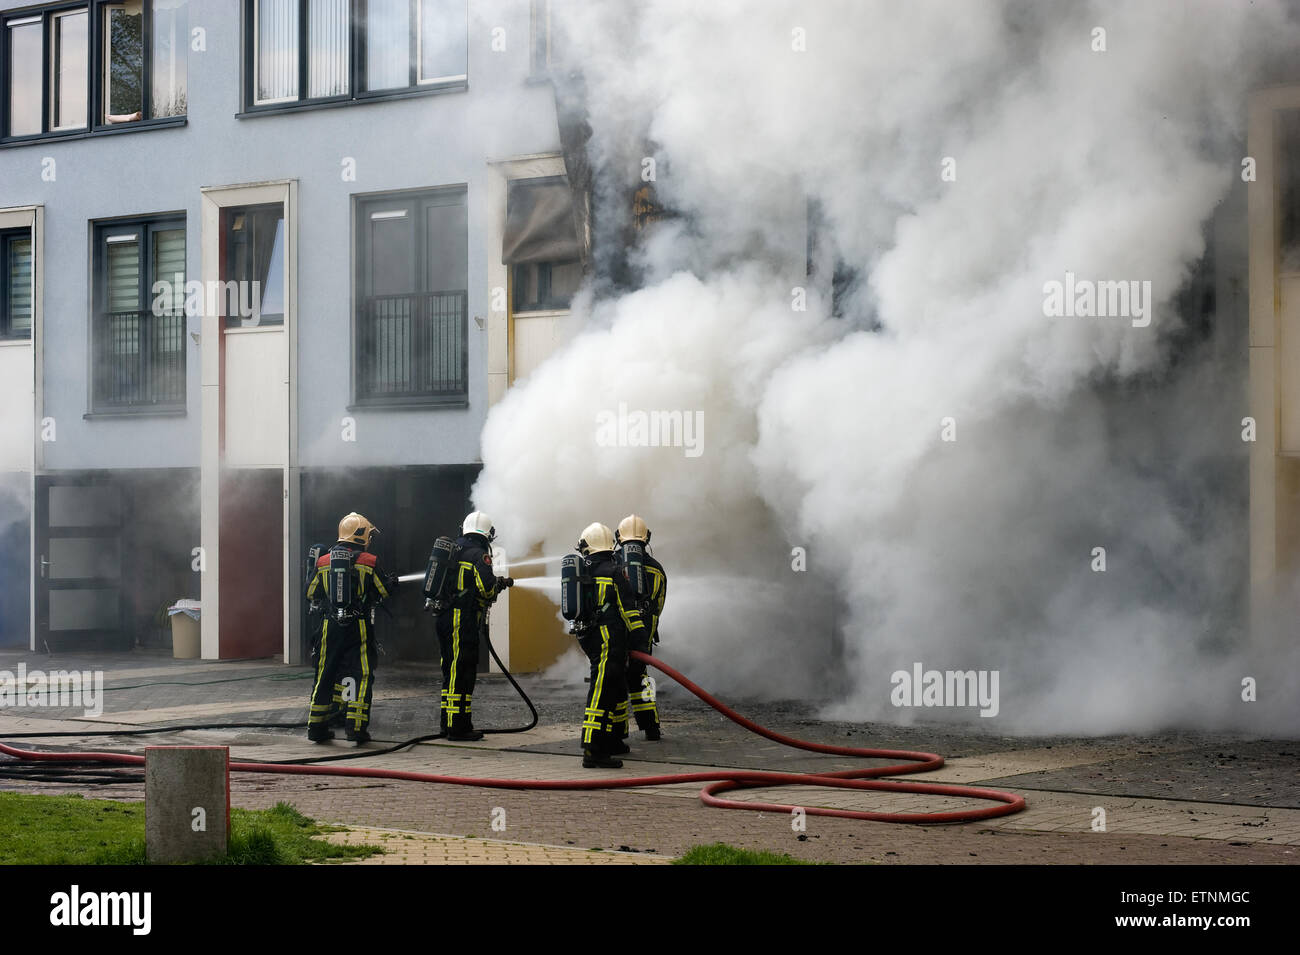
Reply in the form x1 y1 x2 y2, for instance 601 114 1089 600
0 0 560 471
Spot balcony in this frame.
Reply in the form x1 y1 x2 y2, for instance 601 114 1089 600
92 309 186 412
356 290 467 405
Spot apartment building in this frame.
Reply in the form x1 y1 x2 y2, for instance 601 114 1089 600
0 0 584 667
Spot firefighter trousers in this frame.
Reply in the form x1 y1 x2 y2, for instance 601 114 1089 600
308 614 345 724
623 632 660 736
580 623 628 756
309 617 375 736
436 607 482 735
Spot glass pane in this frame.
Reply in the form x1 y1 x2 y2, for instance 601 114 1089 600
259 218 285 324
7 18 42 136
151 0 188 117
370 213 415 294
49 589 120 631
49 485 122 527
420 0 467 81
52 11 89 130
106 237 140 318
424 198 468 293
223 206 284 326
50 538 122 580
308 0 349 98
366 0 410 92
257 0 299 103
103 1 144 124
1281 110 1300 272
153 229 185 311
7 237 32 336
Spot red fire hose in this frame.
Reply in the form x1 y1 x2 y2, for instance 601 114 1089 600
0 650 1026 824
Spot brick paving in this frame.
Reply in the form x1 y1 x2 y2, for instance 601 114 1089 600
317 827 672 864
2 648 1299 864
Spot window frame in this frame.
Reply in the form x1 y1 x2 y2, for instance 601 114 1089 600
528 0 556 79
351 184 468 409
89 213 188 415
241 0 468 116
0 0 187 147
0 226 34 340
220 202 287 329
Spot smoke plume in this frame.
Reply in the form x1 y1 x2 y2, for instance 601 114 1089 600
475 0 1300 734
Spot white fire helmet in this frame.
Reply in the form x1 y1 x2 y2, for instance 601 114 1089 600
578 522 615 556
615 514 650 544
462 511 496 541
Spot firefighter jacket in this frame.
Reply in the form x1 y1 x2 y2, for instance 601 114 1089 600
585 553 645 635
639 551 667 643
448 535 503 613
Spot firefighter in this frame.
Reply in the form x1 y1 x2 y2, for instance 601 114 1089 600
429 512 513 741
305 513 396 744
305 541 346 729
615 514 667 742
574 522 644 768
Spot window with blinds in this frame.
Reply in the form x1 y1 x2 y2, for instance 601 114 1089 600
249 0 466 109
1 230 33 340
93 218 187 411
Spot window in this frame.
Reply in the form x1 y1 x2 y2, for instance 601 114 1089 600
1281 110 1300 273
529 0 560 76
248 0 466 110
7 15 45 137
221 204 286 327
504 177 581 312
52 10 89 131
2 2 186 142
806 197 863 322
354 188 467 404
0 228 33 340
92 216 186 411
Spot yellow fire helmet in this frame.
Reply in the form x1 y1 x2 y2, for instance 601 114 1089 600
578 522 616 556
615 514 650 544
338 512 377 549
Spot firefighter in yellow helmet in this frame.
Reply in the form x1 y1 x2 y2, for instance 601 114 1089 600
615 514 667 741
574 522 644 768
305 512 397 744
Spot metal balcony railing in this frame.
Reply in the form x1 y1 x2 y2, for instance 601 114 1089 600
93 309 186 410
357 290 468 402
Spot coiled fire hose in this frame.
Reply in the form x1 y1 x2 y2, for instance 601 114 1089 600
0 649 1026 824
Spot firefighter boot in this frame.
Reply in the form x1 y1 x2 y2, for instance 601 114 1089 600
583 749 623 769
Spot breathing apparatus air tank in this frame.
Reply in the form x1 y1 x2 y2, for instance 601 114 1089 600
329 545 357 620
560 553 589 622
619 540 647 600
422 536 459 605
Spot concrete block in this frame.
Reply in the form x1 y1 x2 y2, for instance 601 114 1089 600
145 747 230 863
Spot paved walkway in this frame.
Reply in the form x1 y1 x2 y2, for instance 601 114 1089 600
316 826 671 864
2 649 1297 864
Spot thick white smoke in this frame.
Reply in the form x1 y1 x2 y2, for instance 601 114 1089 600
475 0 1300 733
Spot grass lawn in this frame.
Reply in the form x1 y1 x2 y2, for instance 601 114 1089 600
0 792 383 865
673 842 816 865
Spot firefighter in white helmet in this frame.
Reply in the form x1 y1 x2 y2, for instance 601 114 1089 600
574 522 644 768
305 512 396 744
430 511 513 740
615 514 667 741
